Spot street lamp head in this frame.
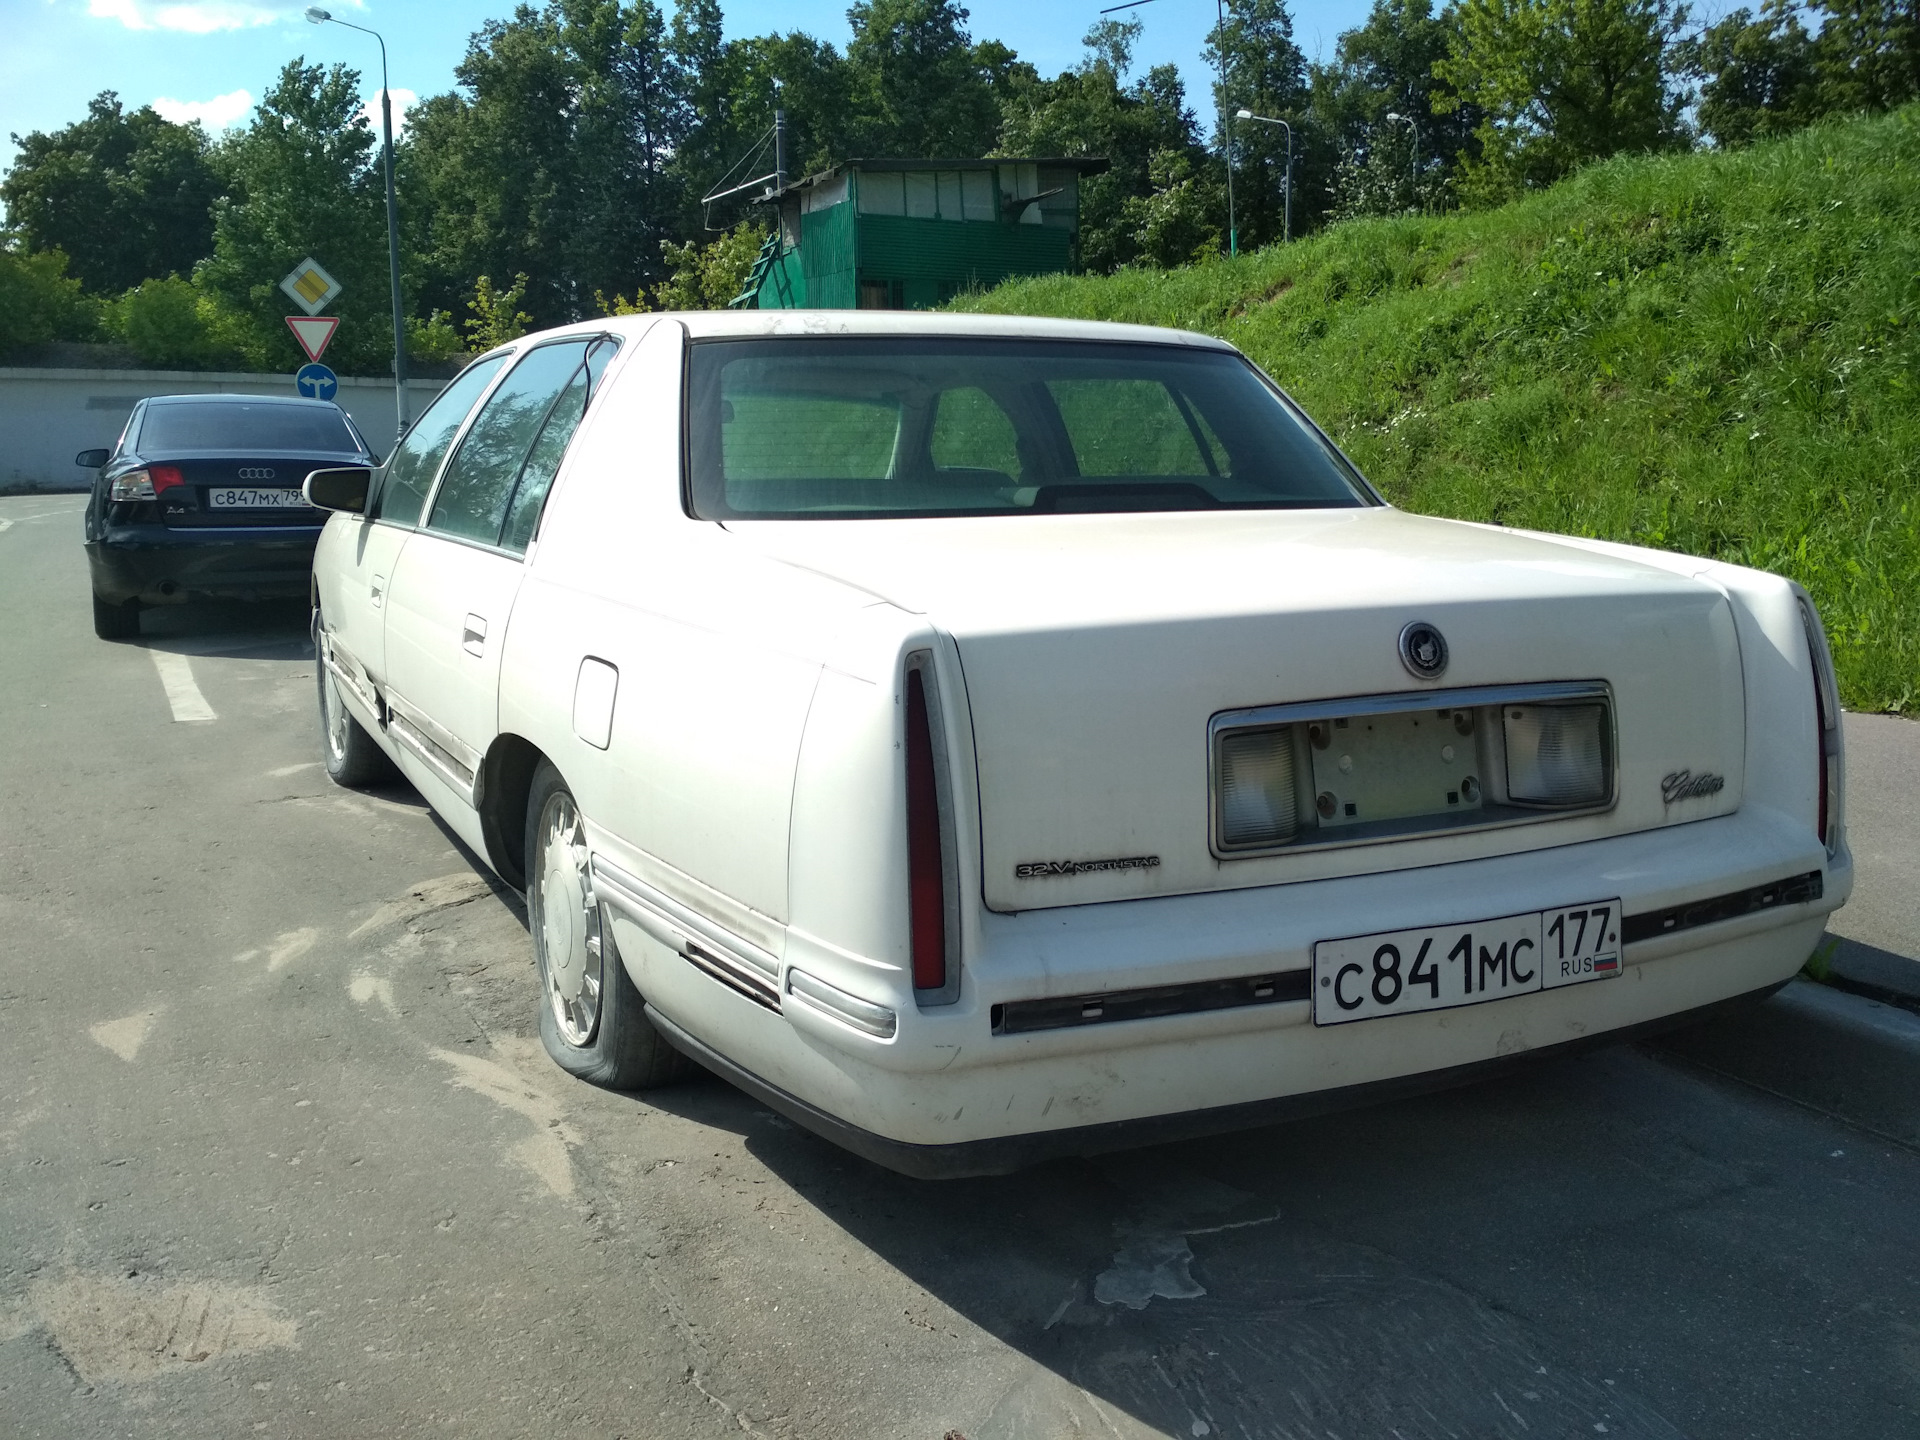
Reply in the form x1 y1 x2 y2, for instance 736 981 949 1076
1235 108 1253 120
305 7 331 22
1386 111 1403 121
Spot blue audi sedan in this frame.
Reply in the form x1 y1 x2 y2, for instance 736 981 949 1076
80 393 379 638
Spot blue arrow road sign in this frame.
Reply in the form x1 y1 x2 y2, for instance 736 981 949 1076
295 362 339 401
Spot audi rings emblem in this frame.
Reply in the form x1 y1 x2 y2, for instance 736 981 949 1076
1398 620 1449 679
237 467 276 480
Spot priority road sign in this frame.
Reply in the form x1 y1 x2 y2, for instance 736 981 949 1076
295 363 339 401
279 257 342 316
285 315 340 362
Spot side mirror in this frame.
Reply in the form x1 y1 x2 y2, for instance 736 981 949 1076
304 466 373 514
75 448 110 468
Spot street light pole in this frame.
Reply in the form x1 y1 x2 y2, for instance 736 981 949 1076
1235 109 1292 244
1385 111 1420 211
307 7 410 434
1218 0 1236 257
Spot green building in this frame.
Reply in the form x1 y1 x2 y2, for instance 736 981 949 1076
736 157 1108 311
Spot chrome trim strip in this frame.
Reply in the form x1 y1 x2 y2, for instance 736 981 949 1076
590 853 782 1010
385 690 483 778
386 714 478 803
1208 680 1618 860
319 640 379 720
786 968 897 1039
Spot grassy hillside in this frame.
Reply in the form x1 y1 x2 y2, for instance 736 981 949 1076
954 108 1920 712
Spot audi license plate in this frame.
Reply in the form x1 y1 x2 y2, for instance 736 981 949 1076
1313 899 1623 1025
208 487 311 509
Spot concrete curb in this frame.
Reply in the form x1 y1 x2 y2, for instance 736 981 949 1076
1654 978 1920 1147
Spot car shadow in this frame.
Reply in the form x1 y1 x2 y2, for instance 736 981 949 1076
620 990 1903 1440
136 595 313 661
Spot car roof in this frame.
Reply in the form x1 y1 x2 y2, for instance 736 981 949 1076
476 309 1239 356
143 393 345 410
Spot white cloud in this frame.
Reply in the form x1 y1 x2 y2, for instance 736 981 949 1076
83 0 333 33
358 87 418 140
152 88 255 130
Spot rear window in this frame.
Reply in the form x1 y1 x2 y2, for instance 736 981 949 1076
138 402 359 453
686 338 1370 519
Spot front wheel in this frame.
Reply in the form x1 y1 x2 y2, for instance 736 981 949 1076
527 761 691 1090
313 609 394 788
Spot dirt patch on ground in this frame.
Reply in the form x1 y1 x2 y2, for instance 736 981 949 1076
30 1272 297 1383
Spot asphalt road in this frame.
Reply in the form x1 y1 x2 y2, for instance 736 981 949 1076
3 492 1918 1440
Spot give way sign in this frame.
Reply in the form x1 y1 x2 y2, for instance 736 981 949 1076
285 315 340 363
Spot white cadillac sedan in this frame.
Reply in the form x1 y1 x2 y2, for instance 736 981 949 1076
304 312 1849 1177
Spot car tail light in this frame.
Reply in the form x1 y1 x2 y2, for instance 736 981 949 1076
1503 703 1610 807
1799 596 1842 853
904 659 953 998
110 465 185 502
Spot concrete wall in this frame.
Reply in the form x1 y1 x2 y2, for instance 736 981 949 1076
0 367 447 493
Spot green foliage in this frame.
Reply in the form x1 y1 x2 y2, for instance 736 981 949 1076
1678 0 1820 147
1208 0 1316 246
1436 0 1689 204
0 244 98 356
0 92 222 295
1122 149 1226 267
952 107 1920 712
843 0 1010 158
996 22 1213 272
406 309 466 363
1316 0 1481 219
198 60 397 374
104 276 248 369
651 221 769 309
465 273 533 350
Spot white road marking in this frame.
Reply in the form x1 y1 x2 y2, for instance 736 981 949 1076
268 761 321 777
147 649 216 722
266 927 319 972
89 1009 162 1062
0 505 84 534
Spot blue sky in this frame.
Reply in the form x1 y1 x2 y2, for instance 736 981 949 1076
2 0 1383 180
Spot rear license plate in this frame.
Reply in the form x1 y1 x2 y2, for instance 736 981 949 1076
1312 898 1623 1025
207 487 312 509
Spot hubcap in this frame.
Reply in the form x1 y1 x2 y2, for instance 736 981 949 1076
322 667 350 762
535 792 603 1046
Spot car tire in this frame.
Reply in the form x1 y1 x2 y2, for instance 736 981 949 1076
313 609 395 788
526 759 692 1090
92 592 141 640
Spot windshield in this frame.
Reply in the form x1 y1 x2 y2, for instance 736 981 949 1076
686 337 1370 519
138 402 360 454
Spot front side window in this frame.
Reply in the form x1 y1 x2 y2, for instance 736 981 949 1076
429 342 590 545
375 354 509 525
686 338 1371 519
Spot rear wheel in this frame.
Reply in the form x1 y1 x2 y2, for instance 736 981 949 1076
527 760 690 1090
92 592 140 640
313 609 394 787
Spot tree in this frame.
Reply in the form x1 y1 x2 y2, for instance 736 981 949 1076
1677 0 1819 147
1313 0 1481 217
1435 0 1690 202
0 243 97 357
844 0 1011 158
2 93 222 294
198 61 395 373
1208 0 1321 247
996 20 1212 271
1812 0 1920 115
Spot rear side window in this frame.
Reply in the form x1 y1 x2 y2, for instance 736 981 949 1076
375 355 508 525
138 402 358 453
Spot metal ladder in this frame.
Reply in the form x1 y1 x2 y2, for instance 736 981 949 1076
727 233 784 309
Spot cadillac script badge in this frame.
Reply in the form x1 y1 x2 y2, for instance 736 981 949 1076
1662 769 1726 805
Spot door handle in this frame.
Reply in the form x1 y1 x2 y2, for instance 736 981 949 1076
462 613 488 658
370 573 385 609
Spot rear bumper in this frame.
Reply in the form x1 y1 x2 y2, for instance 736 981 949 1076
617 805 1849 1164
86 524 321 605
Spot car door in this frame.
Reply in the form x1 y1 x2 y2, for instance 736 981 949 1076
380 337 614 813
319 353 510 701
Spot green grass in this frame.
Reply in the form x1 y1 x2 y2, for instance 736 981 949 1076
952 107 1920 712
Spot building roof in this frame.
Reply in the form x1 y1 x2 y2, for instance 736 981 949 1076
771 155 1110 202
